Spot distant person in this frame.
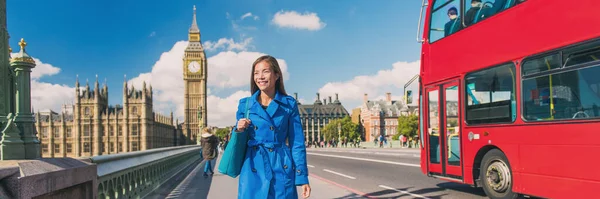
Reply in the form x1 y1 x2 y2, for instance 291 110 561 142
200 127 219 178
465 0 490 26
233 55 311 198
444 7 461 36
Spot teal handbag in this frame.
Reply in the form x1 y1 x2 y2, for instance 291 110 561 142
218 98 250 178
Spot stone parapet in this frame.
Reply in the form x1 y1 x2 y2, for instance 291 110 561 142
0 158 97 199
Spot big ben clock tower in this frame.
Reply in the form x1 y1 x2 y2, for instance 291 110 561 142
183 5 207 144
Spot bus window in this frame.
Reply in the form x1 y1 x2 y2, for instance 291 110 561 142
522 54 561 76
464 0 517 27
429 0 461 43
428 90 440 164
465 63 516 124
523 52 600 121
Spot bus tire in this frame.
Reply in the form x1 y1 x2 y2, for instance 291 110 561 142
480 149 518 199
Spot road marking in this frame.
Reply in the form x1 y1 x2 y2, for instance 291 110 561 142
323 169 356 179
378 185 431 199
310 174 377 199
307 152 420 168
307 165 315 168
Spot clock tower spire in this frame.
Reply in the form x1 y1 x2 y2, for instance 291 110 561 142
182 5 207 145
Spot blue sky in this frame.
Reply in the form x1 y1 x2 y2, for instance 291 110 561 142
8 0 422 126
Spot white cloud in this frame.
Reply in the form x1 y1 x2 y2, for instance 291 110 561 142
272 10 326 31
203 37 253 52
24 56 61 80
317 61 420 109
149 31 156 37
129 41 290 127
10 53 76 113
207 51 289 88
241 12 259 20
207 90 252 127
31 81 75 113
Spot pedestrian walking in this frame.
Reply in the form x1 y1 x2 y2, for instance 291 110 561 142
201 127 219 178
231 55 311 198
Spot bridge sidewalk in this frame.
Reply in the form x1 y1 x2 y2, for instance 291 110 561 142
153 156 360 199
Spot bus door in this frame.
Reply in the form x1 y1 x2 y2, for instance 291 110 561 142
425 79 463 180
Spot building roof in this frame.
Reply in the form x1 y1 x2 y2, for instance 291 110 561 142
298 93 349 117
363 99 417 117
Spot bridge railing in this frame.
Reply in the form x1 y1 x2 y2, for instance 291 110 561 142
86 145 202 199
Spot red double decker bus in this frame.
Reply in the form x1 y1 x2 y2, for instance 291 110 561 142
416 0 600 198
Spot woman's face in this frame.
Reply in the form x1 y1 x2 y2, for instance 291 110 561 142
254 61 279 92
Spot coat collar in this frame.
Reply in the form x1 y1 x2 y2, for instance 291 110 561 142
250 90 285 124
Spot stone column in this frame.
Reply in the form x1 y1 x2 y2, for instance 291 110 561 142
305 118 309 142
0 0 10 127
317 118 321 143
5 38 42 159
311 118 315 143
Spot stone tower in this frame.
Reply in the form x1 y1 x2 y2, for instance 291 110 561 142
74 75 109 156
183 5 207 145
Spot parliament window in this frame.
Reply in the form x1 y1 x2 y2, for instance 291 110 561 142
83 125 90 137
83 142 90 153
66 127 72 137
53 128 60 138
66 144 72 153
41 127 48 138
132 125 138 136
132 142 139 151
109 126 114 136
54 144 60 153
42 144 48 153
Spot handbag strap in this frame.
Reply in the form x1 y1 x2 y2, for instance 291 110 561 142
244 97 251 119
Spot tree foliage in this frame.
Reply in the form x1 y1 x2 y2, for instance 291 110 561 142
396 115 419 138
214 128 230 140
321 116 360 141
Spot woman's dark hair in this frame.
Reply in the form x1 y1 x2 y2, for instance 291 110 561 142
250 55 287 95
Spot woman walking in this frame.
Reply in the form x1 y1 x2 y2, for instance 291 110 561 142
234 55 311 198
201 127 219 177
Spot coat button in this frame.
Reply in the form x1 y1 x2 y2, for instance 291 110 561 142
254 126 258 130
297 169 301 174
270 126 274 131
252 168 257 172
283 165 288 169
269 148 273 152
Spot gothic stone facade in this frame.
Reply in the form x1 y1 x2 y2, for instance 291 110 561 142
297 93 349 143
35 78 183 158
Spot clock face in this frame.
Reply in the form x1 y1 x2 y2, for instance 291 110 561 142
188 61 201 73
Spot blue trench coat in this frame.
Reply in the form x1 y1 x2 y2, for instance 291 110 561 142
233 91 309 199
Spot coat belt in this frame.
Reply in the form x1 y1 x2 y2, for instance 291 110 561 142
247 140 285 181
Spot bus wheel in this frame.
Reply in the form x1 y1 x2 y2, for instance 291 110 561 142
480 149 518 199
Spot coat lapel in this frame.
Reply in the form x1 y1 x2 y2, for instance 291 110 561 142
250 91 274 126
266 92 282 118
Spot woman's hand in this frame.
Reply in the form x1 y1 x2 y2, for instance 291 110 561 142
301 184 311 198
235 118 251 132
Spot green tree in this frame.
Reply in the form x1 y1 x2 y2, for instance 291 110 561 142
396 115 419 138
214 128 230 140
321 116 360 141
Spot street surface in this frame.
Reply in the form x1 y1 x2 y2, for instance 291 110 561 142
148 147 534 199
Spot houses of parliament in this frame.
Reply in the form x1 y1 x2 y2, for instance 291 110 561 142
35 6 207 158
